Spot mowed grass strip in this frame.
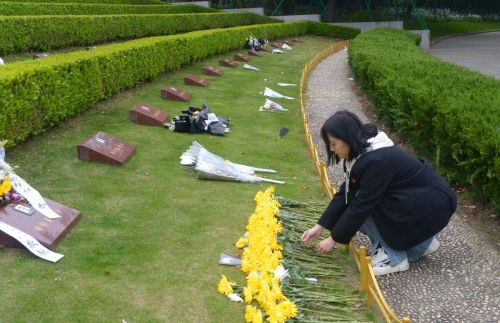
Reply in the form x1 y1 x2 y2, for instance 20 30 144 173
0 36 365 322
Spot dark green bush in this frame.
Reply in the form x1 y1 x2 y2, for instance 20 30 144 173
0 13 278 55
0 0 162 3
349 10 393 22
307 21 360 39
0 1 217 15
349 28 500 211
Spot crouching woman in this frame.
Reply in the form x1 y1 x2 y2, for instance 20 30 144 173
301 111 457 276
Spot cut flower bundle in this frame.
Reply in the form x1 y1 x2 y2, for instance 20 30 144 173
217 187 365 323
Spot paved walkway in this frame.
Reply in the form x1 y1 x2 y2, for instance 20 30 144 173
429 31 500 79
304 48 500 322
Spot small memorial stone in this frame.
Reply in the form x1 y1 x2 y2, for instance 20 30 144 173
161 86 192 102
130 103 169 127
77 131 136 165
184 74 209 87
0 199 81 250
219 59 237 68
234 54 250 62
203 66 223 76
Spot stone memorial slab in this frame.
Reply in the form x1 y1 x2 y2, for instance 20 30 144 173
130 103 169 127
184 74 208 87
234 54 250 62
77 131 136 165
203 66 223 76
161 86 192 102
271 43 281 48
33 53 49 60
219 59 237 68
0 199 81 250
248 50 262 57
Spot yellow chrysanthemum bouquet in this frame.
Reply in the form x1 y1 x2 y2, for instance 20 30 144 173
217 187 363 322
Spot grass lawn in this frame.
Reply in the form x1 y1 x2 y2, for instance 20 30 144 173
405 20 500 39
0 36 371 322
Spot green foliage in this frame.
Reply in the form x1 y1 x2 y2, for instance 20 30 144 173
0 22 307 144
349 10 393 22
307 21 361 39
0 20 357 147
427 21 500 39
0 0 163 3
348 28 500 211
0 1 217 15
0 13 278 55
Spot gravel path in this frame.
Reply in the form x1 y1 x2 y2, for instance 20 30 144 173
304 48 500 322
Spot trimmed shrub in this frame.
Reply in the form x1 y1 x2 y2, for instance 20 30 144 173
307 21 361 39
0 1 217 15
0 21 357 147
0 22 306 144
0 0 163 3
0 13 279 55
349 28 500 211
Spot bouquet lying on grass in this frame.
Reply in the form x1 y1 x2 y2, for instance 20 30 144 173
181 142 285 184
217 187 365 323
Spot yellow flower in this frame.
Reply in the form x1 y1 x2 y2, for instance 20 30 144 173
219 187 295 322
245 305 263 323
243 287 253 303
277 300 298 319
0 178 11 196
217 275 235 296
235 237 248 249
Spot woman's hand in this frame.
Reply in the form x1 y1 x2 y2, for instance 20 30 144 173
301 224 324 245
316 236 336 254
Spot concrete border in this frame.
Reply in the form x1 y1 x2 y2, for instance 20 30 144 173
273 14 320 22
170 1 210 7
223 7 264 15
409 29 430 50
330 21 403 32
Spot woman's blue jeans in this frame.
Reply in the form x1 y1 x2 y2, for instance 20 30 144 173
359 217 434 266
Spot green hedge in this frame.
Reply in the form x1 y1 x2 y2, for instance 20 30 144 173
0 13 278 55
0 1 217 15
307 21 360 39
0 21 357 149
0 0 163 3
348 28 500 211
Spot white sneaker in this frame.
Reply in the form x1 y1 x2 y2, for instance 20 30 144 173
371 247 390 266
373 258 409 276
423 237 440 256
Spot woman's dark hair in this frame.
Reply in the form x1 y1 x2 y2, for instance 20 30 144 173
321 110 378 165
